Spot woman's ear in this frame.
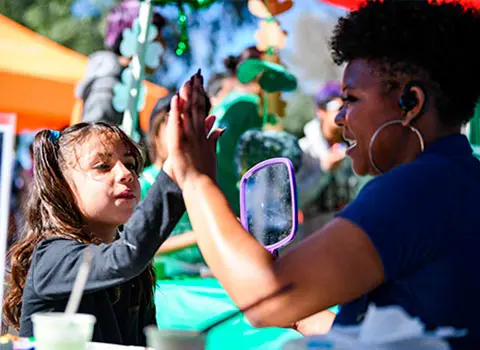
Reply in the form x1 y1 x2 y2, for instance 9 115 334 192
401 85 426 126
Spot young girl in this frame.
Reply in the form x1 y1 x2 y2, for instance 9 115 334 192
3 122 186 346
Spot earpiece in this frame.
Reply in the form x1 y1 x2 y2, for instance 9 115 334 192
399 82 419 112
398 81 426 121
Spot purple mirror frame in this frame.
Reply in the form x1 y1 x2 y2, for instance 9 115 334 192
239 157 298 253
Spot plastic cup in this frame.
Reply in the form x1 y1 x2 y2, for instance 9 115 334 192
145 326 206 350
32 312 96 350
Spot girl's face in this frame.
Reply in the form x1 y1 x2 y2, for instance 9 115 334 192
66 132 141 235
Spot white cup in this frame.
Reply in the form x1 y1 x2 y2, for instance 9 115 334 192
145 326 206 350
32 312 96 350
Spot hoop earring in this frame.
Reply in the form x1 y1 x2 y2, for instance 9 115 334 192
368 120 425 174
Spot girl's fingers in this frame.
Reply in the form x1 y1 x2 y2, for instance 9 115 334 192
179 78 190 105
167 94 182 150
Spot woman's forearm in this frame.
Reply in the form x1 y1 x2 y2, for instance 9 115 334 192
183 175 282 308
182 174 384 329
293 310 336 335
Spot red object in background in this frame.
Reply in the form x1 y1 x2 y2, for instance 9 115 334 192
318 0 480 10
318 0 363 10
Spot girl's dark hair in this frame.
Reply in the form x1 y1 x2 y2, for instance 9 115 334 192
224 46 264 76
330 0 480 127
3 122 155 329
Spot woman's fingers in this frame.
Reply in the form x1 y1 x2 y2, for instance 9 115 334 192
208 128 225 151
182 76 195 138
204 115 216 136
192 70 206 136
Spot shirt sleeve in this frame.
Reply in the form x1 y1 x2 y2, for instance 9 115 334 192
335 163 456 281
32 171 185 300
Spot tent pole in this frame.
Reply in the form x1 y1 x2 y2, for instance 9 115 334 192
122 0 153 141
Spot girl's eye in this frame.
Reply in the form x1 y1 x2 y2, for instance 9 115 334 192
94 163 110 171
125 162 138 173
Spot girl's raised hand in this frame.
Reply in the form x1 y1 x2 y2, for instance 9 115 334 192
165 70 224 189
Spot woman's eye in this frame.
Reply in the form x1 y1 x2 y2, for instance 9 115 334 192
342 95 358 103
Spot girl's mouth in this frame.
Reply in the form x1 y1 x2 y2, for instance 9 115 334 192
115 191 136 200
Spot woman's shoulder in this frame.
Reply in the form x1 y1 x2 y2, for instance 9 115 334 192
363 152 458 195
376 133 480 190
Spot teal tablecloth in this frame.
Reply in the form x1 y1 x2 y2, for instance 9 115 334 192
155 278 303 349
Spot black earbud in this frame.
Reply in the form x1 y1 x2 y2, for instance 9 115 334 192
398 81 426 121
399 82 419 112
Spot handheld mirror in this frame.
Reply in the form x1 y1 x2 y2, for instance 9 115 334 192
239 158 298 254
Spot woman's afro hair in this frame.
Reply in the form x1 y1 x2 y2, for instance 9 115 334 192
330 0 480 127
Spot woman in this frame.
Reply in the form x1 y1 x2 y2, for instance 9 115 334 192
168 2 480 349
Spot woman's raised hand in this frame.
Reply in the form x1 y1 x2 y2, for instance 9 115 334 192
164 69 224 189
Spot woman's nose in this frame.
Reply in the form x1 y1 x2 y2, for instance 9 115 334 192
335 108 346 127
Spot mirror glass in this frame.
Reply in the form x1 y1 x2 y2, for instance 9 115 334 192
242 161 295 249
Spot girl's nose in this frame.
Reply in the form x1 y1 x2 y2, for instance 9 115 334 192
115 162 134 184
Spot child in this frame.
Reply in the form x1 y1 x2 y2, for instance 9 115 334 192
3 122 185 346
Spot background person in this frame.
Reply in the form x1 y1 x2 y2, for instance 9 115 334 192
140 94 207 277
213 46 264 215
296 81 357 238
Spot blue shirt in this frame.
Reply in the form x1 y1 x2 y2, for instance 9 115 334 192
335 134 480 349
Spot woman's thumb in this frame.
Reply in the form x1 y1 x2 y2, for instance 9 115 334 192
208 128 225 149
205 115 216 136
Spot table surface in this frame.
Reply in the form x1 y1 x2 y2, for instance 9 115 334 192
155 278 303 350
87 343 148 349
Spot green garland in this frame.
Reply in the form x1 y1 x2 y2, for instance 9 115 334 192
149 0 219 55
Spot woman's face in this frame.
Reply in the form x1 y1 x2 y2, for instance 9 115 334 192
336 59 422 176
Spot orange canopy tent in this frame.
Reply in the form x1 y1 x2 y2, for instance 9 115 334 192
0 14 168 133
